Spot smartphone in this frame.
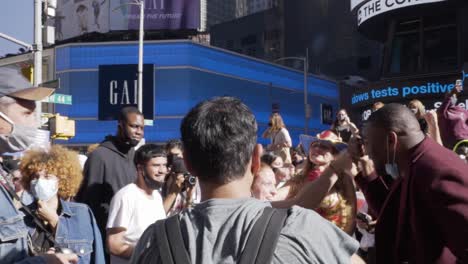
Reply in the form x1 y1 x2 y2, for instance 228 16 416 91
356 212 371 223
456 79 463 91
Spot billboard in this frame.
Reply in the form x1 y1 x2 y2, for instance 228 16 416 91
340 73 467 123
55 0 110 41
98 64 154 120
357 0 447 26
54 0 200 41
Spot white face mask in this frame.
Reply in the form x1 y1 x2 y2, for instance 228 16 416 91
385 135 400 179
30 177 58 201
0 111 50 154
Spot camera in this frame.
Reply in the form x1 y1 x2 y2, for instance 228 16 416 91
170 157 197 191
183 172 197 187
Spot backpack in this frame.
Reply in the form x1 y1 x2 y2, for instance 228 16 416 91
135 207 289 264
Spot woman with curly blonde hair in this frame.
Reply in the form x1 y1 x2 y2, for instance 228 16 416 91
20 145 105 264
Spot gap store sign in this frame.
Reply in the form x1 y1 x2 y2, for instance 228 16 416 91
98 64 154 120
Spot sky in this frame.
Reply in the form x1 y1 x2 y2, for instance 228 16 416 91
0 0 34 57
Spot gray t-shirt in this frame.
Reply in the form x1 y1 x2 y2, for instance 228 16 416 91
131 198 359 264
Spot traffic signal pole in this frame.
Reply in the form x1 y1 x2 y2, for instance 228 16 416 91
34 0 43 122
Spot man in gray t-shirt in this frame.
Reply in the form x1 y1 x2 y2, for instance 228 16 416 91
131 97 360 263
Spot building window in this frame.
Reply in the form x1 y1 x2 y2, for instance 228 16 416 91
389 19 421 74
241 35 257 46
386 13 458 76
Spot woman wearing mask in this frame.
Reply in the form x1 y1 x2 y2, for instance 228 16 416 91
262 113 292 163
277 130 356 234
20 145 105 264
331 109 359 143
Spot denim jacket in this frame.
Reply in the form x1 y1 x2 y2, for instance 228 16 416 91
0 183 53 264
23 199 105 264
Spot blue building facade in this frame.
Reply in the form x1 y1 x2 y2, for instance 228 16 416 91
53 40 339 146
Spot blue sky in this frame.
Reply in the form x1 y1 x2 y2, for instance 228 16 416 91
0 0 34 56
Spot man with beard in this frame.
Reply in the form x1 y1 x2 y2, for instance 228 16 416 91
0 66 78 263
106 144 168 264
76 106 144 251
345 103 468 264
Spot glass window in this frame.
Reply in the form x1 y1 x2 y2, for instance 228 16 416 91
386 13 458 76
390 33 420 74
423 27 457 72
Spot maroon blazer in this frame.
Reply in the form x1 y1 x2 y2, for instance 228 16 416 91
356 137 468 264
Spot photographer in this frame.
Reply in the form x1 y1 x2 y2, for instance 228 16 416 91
163 157 199 216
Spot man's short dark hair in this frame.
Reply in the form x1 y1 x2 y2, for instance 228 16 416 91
366 103 420 134
134 144 167 166
118 106 142 124
261 152 280 167
166 139 183 152
181 97 257 184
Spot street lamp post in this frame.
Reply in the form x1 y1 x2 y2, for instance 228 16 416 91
274 48 309 134
114 0 144 113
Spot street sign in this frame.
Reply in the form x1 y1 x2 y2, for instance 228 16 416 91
44 93 72 105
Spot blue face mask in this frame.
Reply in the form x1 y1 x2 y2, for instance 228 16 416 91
0 111 50 154
384 136 400 179
30 178 58 201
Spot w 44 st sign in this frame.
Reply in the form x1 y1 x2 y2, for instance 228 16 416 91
44 93 72 105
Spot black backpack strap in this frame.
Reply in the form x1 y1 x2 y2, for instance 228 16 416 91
165 215 192 264
154 219 175 264
239 207 289 264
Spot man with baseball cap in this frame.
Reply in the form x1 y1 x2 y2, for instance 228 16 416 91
0 65 78 263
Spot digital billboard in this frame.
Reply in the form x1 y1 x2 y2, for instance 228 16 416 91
53 0 200 41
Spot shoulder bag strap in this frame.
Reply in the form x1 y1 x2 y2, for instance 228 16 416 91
239 207 289 264
154 219 175 264
165 215 192 264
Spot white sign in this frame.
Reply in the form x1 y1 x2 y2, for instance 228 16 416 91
357 0 446 26
350 0 369 11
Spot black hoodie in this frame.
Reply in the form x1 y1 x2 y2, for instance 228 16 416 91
76 136 137 235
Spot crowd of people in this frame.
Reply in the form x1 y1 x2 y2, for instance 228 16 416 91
0 65 467 264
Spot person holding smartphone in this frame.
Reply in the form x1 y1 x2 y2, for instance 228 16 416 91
437 79 468 149
331 109 359 143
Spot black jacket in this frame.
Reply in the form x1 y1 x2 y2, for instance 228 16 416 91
76 136 137 234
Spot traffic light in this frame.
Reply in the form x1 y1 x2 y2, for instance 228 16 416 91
21 65 33 83
49 114 75 140
43 0 57 46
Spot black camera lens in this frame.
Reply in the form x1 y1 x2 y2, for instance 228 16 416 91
184 173 196 187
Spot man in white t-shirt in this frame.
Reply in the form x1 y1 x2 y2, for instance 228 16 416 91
106 144 168 264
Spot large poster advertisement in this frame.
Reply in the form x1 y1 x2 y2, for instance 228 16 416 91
54 0 200 41
110 0 200 30
55 0 110 41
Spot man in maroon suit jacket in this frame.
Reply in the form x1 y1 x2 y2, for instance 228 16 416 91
347 103 468 264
